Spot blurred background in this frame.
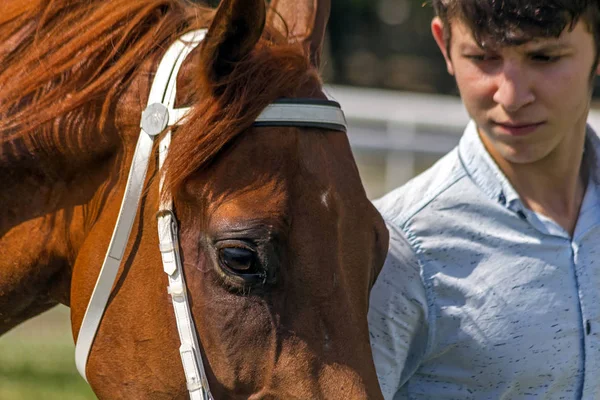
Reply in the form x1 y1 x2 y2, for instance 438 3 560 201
3 0 600 398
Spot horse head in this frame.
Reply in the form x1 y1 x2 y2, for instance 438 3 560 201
0 0 388 398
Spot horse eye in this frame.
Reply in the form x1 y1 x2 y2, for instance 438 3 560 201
218 247 258 274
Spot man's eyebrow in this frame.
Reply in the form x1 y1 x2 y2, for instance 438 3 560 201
465 41 574 53
456 41 490 51
525 42 572 52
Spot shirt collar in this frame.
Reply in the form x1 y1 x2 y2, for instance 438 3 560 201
458 120 524 214
457 120 600 223
584 124 600 184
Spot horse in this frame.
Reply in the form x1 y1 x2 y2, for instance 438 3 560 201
0 0 389 398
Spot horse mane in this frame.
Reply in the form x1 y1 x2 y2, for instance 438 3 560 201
0 0 209 140
0 0 321 196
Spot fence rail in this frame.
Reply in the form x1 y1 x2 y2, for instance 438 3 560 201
326 85 600 198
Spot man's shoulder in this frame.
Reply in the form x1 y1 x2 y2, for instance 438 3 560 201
374 148 467 227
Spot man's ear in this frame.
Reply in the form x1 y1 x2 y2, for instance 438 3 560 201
431 17 454 76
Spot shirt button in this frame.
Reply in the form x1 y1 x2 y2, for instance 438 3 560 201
498 192 506 205
586 320 592 335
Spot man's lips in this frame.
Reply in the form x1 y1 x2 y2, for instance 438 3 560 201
492 120 546 136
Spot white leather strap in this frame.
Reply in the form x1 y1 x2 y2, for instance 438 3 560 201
157 211 213 400
254 102 347 131
169 107 192 127
75 29 206 383
172 102 348 132
156 29 214 400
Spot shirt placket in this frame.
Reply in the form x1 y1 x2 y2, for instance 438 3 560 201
573 234 600 397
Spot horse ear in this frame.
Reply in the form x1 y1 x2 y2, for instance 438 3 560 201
201 0 266 82
267 0 331 68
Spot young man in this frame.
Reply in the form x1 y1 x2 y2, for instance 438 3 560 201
368 1 600 398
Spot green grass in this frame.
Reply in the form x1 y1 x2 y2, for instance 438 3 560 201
0 306 96 400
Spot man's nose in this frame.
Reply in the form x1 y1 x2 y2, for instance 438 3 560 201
492 62 535 112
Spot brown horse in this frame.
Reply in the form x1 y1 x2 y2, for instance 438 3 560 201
0 0 389 398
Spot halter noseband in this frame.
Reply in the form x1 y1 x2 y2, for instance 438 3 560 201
74 29 347 400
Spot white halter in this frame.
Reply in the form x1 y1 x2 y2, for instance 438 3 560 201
74 29 347 400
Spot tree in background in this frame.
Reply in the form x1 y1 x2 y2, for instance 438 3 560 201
197 0 457 94
328 0 456 93
195 0 600 97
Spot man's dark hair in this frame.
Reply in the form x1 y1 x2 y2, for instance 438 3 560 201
433 0 600 57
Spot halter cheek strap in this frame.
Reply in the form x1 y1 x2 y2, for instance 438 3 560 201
74 29 208 387
74 28 347 400
155 30 213 399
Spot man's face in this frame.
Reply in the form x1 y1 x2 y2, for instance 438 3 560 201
432 18 600 165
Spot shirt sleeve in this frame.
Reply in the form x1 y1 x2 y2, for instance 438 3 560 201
368 221 429 400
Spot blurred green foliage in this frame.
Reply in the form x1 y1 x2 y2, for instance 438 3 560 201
0 308 96 400
197 0 451 93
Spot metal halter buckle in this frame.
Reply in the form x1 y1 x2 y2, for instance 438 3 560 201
142 103 170 136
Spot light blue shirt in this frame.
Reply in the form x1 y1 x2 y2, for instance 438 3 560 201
368 121 600 399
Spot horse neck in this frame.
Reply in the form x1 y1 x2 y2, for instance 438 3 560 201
0 92 135 310
0 1 209 334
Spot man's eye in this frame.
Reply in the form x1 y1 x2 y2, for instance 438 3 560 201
531 54 560 63
465 54 499 62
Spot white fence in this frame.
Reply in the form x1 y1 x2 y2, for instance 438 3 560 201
327 85 600 199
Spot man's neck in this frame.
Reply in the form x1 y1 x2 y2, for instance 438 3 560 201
483 129 588 236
